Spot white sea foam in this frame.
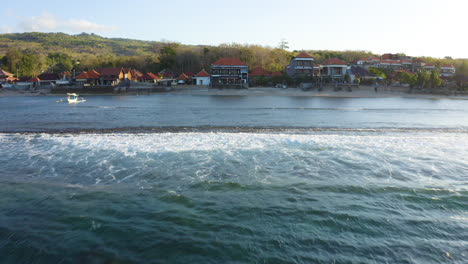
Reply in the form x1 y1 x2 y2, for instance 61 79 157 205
1 132 468 188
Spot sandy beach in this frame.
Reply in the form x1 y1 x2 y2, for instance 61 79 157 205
1 85 467 100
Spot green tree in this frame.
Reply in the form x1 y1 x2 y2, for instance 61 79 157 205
159 46 177 70
368 67 386 79
47 53 74 73
5 48 21 74
415 70 431 88
18 53 40 77
429 70 442 88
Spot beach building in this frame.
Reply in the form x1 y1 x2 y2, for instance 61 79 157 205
36 73 61 86
122 68 133 81
286 52 314 77
424 63 436 72
250 67 271 78
139 73 160 83
321 58 347 81
75 70 102 86
412 58 426 72
356 56 380 66
211 58 248 88
0 69 15 83
95 68 125 85
27 77 40 88
193 69 211 86
132 70 143 81
440 64 456 78
401 59 412 69
249 66 272 86
177 73 189 84
350 66 375 83
377 60 402 70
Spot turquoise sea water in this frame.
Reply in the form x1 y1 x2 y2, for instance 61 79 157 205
1 95 467 263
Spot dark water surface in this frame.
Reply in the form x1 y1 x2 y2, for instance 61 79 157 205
1 95 468 263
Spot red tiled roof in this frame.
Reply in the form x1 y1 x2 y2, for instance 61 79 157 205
295 52 313 59
0 76 18 82
0 69 14 76
76 70 101 79
37 73 60 81
212 58 247 66
177 73 189 80
250 67 271 77
424 63 436 67
28 77 40 82
95 67 123 76
161 72 173 78
381 53 399 60
441 64 455 68
139 72 160 80
401 59 412 64
271 71 282 77
195 69 210 77
323 58 347 66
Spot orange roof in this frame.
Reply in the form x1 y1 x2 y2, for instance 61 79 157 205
250 67 271 77
139 72 160 80
28 77 40 82
76 70 101 79
271 71 282 77
195 69 210 77
323 58 347 66
424 63 436 67
212 58 247 66
0 69 14 76
295 52 313 59
177 73 189 80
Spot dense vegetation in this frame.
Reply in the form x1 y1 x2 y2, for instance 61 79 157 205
1 32 467 82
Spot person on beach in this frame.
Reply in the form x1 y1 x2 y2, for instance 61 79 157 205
374 82 378 93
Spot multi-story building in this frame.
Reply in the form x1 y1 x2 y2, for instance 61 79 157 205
286 52 314 77
321 58 347 81
211 58 248 88
439 64 456 78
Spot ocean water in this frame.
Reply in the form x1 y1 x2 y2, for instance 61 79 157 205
1 95 468 263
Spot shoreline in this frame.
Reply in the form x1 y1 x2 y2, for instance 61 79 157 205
1 86 467 100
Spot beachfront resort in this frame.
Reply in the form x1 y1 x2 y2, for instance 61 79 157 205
0 52 464 94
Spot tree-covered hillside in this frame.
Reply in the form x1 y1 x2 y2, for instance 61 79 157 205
0 32 467 79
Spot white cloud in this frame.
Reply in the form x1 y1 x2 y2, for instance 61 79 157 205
66 19 117 32
13 12 117 33
0 25 13 33
19 13 59 31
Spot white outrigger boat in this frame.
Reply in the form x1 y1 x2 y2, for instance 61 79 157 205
56 93 86 104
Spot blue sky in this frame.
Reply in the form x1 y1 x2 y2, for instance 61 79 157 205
1 0 467 58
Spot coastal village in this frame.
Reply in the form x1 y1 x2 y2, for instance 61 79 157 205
0 51 463 93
